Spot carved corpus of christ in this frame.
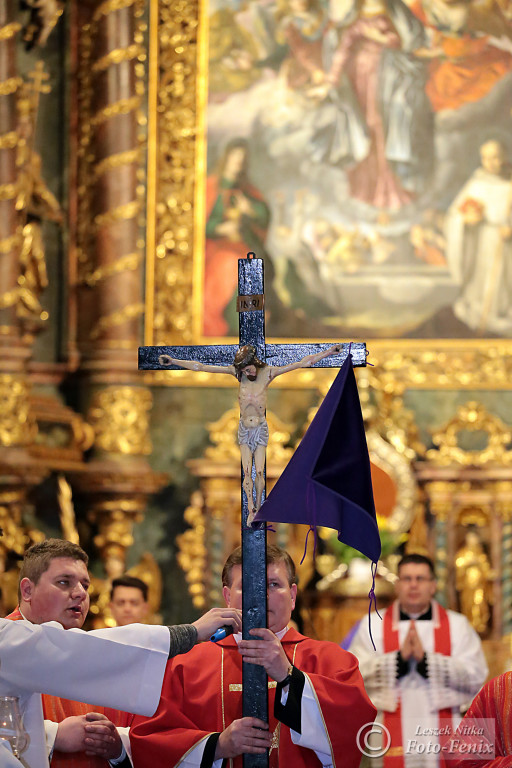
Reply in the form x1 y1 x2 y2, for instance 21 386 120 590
158 342 341 524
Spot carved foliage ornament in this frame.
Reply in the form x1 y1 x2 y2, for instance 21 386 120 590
427 401 512 466
0 375 37 447
88 386 152 455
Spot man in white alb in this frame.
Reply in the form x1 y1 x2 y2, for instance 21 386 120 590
0 601 241 768
349 553 488 767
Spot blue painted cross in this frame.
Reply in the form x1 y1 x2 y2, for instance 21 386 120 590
139 253 366 767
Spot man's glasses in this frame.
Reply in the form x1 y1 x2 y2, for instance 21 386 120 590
398 576 434 584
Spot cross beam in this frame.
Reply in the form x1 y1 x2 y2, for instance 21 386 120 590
139 254 366 767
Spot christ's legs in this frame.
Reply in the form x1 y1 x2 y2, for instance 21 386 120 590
240 443 255 520
253 444 266 521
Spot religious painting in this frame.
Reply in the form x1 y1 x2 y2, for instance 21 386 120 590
145 0 512 379
196 0 512 342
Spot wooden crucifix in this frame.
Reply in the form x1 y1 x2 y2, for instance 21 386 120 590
139 253 367 767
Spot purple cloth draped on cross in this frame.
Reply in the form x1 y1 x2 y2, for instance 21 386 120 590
252 356 381 564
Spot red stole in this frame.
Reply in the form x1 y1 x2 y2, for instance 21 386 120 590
383 602 453 768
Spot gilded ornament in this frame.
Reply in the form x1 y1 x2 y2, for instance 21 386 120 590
427 401 512 466
0 22 22 40
177 490 208 608
94 149 140 178
146 0 197 345
0 183 18 201
90 96 141 126
83 252 141 287
0 77 23 96
93 0 139 23
89 302 145 340
0 132 18 150
88 386 152 454
0 375 37 446
92 44 143 73
93 200 140 228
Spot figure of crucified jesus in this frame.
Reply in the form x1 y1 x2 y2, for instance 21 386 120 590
158 343 341 525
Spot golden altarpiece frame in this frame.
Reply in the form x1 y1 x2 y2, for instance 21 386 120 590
1 0 512 657
140 0 512 657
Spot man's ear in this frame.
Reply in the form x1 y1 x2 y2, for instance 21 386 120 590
222 585 231 607
290 583 298 611
19 577 34 602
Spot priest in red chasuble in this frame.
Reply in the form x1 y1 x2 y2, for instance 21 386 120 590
349 553 488 768
130 545 376 768
449 671 512 768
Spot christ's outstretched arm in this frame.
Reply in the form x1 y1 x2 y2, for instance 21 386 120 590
268 344 341 381
158 355 236 376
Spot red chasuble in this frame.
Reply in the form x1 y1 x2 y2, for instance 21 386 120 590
130 627 376 768
6 607 132 768
451 671 512 768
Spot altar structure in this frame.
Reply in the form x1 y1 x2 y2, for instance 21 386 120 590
0 0 512 681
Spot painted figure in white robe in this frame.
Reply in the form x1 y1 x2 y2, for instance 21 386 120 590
445 139 512 335
349 553 488 767
309 0 433 208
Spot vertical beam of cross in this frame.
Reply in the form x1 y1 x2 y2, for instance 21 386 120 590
139 253 367 768
238 255 268 768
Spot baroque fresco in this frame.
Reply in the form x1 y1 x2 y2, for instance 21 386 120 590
201 0 512 340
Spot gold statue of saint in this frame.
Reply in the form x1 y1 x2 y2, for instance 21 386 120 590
455 529 494 635
16 81 63 331
158 343 341 523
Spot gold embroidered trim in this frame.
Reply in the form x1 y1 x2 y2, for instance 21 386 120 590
228 681 277 692
221 646 225 731
270 721 281 755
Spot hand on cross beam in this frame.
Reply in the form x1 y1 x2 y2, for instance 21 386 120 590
238 628 291 683
214 717 272 759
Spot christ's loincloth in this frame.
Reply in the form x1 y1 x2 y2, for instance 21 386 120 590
237 419 269 453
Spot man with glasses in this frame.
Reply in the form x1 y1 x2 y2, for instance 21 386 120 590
350 554 487 767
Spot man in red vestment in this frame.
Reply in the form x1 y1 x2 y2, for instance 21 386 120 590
7 538 133 768
449 671 512 768
130 545 376 768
